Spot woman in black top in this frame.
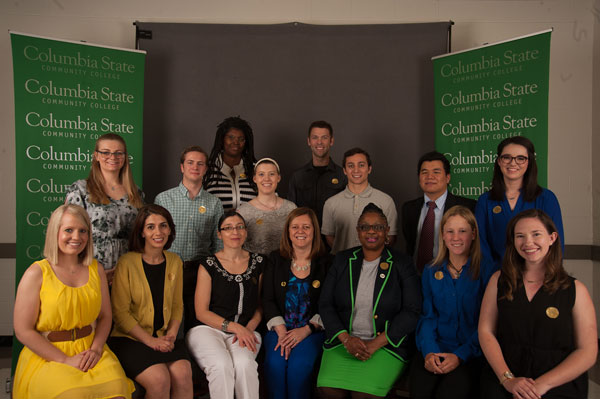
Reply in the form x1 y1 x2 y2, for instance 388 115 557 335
479 209 597 399
185 210 264 399
262 207 332 399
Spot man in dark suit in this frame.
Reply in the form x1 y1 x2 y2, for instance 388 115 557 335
401 151 476 272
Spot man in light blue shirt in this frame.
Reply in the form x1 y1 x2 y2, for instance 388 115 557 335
155 146 224 262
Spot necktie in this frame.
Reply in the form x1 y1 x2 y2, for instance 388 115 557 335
416 201 436 273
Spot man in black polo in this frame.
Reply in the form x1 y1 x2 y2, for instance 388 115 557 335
288 120 346 226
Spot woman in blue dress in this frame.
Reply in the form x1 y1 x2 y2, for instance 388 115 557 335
475 136 564 266
411 205 495 399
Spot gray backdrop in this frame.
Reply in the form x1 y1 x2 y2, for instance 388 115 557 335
136 21 450 245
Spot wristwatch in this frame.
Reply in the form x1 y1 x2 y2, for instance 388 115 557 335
221 319 231 332
499 371 514 385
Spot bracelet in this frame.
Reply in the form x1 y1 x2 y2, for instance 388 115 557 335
341 336 350 345
221 319 231 332
307 323 317 334
499 371 514 385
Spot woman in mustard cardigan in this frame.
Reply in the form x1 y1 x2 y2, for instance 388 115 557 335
110 204 193 399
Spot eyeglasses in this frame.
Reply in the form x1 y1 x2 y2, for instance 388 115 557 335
499 155 528 165
220 225 246 232
96 150 126 159
357 224 387 232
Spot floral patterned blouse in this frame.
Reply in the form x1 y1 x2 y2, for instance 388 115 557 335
65 179 142 270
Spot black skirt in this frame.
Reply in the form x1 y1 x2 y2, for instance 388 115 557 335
108 336 190 378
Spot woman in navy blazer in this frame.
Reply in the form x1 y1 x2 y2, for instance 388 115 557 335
475 136 564 267
317 203 422 398
262 207 332 399
411 205 496 399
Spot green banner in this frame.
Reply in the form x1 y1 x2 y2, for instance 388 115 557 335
10 32 145 368
433 30 551 199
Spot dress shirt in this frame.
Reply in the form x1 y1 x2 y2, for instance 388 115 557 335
414 191 448 260
155 182 223 261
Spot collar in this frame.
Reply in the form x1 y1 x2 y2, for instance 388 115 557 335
218 154 246 177
177 181 204 199
423 190 448 209
303 157 337 172
343 184 373 199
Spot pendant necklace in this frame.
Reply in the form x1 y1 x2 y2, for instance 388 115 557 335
292 260 311 272
448 262 463 278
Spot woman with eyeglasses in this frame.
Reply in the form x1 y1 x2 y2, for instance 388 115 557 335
475 136 564 266
410 205 496 399
238 158 297 256
317 203 422 399
203 116 257 211
185 210 265 399
262 207 331 399
65 133 143 283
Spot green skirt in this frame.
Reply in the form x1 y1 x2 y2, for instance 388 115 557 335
317 344 407 397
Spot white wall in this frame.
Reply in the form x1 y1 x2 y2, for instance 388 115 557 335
0 0 598 335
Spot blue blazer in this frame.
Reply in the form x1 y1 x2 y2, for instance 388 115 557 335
475 188 564 266
319 246 422 360
416 257 497 362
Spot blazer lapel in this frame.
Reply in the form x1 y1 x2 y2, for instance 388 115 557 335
348 247 364 322
373 248 394 314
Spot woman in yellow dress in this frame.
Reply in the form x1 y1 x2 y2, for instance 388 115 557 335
13 204 133 399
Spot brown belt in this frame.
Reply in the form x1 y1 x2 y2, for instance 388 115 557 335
44 325 93 342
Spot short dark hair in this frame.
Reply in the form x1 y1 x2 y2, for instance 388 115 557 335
180 145 208 164
129 204 176 252
358 203 387 225
343 147 371 168
417 151 450 175
489 136 542 202
218 210 246 231
307 121 333 138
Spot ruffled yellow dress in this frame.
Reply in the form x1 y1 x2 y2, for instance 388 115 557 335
13 259 134 399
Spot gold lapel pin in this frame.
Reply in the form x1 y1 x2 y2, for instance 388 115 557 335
546 307 559 319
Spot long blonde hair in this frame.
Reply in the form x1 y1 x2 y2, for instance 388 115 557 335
44 204 94 266
87 133 143 208
430 205 482 279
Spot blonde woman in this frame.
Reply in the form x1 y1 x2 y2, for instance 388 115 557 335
13 204 133 398
411 205 495 399
237 158 296 255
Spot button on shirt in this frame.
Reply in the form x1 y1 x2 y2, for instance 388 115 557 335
155 182 224 261
321 185 398 254
287 159 346 226
414 191 447 261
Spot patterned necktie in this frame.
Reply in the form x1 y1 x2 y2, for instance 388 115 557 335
416 201 436 273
